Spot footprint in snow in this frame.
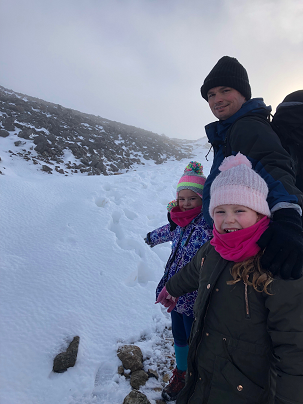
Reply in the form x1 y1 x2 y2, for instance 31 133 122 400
124 260 155 286
95 196 109 208
123 208 138 220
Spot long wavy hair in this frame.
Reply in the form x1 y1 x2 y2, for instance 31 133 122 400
226 251 273 294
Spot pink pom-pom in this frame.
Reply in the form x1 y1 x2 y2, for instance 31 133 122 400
219 152 252 172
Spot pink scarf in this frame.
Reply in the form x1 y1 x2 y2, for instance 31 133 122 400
170 206 202 228
210 216 270 262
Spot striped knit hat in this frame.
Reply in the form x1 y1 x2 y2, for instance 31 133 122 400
167 162 206 212
209 153 270 219
177 161 206 199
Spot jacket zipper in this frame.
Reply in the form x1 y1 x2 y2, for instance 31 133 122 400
244 280 251 319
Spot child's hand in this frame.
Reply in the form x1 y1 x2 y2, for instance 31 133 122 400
144 233 154 248
155 286 178 313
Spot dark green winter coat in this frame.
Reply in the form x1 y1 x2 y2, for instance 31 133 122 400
166 241 303 404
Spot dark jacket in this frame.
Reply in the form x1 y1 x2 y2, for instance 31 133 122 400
148 213 212 316
202 98 302 226
166 242 303 404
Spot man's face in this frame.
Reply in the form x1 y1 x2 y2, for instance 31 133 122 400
207 86 246 120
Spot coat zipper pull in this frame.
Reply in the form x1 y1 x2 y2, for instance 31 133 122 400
244 280 251 319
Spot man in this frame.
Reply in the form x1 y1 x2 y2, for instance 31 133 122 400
201 56 303 279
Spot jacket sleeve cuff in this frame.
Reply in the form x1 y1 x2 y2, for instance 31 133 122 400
166 280 177 298
271 202 302 216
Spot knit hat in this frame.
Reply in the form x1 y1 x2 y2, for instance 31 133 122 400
209 153 270 219
201 56 251 101
177 161 206 199
167 162 206 212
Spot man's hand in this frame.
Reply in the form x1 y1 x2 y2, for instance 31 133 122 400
257 209 303 279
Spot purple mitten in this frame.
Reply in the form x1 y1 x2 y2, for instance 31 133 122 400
155 286 178 313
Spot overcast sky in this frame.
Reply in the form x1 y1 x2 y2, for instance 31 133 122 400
1 0 302 140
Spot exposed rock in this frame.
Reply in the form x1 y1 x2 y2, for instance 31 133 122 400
117 345 143 372
34 134 51 153
0 84 196 176
53 336 80 373
147 368 159 379
118 365 125 375
130 369 149 389
18 128 34 139
42 165 52 173
2 116 15 131
123 390 151 404
162 373 170 383
14 141 25 147
55 166 65 174
0 129 10 137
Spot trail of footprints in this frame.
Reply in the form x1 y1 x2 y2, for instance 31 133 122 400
95 179 158 287
92 174 176 402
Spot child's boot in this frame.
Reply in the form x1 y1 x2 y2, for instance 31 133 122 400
162 367 186 401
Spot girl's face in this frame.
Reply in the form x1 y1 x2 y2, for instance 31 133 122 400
178 189 202 212
213 204 261 234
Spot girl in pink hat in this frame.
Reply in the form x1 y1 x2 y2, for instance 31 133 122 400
157 153 303 404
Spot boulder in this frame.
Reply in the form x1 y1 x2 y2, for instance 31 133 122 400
117 345 143 372
0 130 9 138
34 134 50 153
123 390 151 404
130 369 149 389
18 128 34 139
2 116 15 131
53 336 80 373
42 165 52 173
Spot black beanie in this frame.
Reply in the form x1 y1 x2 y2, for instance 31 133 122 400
200 56 251 101
283 90 303 103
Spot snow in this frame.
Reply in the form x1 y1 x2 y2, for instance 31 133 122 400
0 138 212 404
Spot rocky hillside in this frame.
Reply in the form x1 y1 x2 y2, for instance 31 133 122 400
0 85 199 176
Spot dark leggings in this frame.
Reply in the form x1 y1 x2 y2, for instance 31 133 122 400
171 310 194 347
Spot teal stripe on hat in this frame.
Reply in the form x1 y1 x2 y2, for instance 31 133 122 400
177 181 204 189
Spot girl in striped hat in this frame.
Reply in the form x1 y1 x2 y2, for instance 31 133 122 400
144 162 213 401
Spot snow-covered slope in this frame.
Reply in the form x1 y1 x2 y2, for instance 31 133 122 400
0 85 207 177
0 137 212 403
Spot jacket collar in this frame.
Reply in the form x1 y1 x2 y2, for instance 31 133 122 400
205 98 271 144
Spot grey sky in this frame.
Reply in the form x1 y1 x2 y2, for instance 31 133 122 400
1 0 302 139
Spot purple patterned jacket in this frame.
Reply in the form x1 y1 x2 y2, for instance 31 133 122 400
149 213 213 317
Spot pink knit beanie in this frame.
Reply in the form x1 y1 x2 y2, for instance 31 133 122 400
209 153 270 218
